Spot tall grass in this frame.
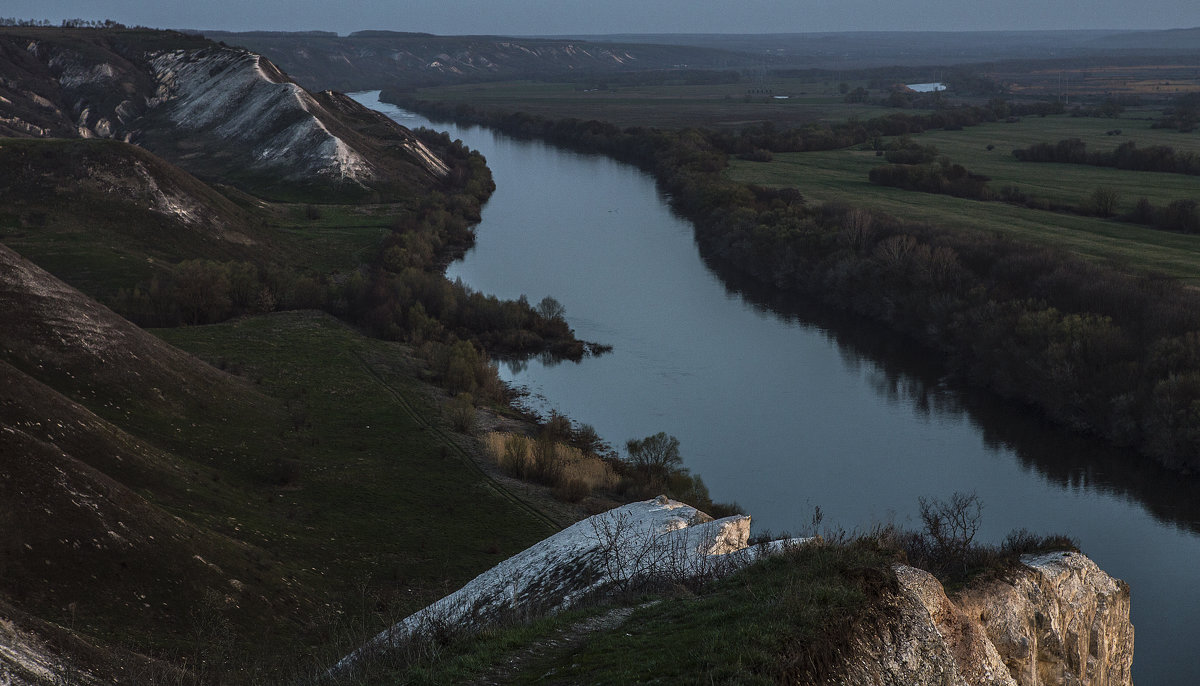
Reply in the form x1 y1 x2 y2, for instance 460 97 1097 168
482 432 619 502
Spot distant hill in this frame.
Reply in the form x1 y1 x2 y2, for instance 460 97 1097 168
201 30 762 91
0 26 450 200
200 29 1200 91
1082 26 1200 51
560 29 1200 69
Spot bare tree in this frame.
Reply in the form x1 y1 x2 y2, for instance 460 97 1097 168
625 432 682 473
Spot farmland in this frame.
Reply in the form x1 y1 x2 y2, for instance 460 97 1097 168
728 111 1200 280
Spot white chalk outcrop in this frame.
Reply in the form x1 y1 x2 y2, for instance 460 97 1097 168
335 498 1132 685
0 615 96 686
335 496 809 672
957 552 1134 686
836 552 1133 686
148 49 374 183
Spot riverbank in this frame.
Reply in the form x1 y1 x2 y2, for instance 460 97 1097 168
359 93 1194 683
383 91 1200 474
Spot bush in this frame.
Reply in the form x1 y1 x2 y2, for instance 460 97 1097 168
1089 187 1121 217
481 431 618 502
891 493 1076 584
446 393 476 434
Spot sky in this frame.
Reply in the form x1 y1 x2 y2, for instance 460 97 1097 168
4 0 1200 36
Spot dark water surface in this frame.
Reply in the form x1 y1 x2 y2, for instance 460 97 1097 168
357 92 1200 683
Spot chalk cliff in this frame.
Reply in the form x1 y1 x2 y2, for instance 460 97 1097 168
836 552 1132 685
341 498 1133 685
0 28 448 197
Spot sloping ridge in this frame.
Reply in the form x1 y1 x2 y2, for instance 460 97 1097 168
202 30 761 91
0 242 245 399
148 48 373 183
0 28 449 199
0 137 257 240
0 244 313 681
336 496 1133 685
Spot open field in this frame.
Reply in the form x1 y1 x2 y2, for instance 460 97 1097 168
990 61 1200 98
729 113 1200 280
411 78 896 129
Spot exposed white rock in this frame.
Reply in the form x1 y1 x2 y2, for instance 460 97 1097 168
957 552 1134 686
147 48 375 182
54 61 119 89
334 496 809 673
836 552 1132 686
836 565 1019 686
0 615 96 685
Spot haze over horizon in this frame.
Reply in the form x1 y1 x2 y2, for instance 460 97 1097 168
4 0 1199 37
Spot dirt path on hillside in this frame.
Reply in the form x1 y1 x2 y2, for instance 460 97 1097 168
466 604 644 685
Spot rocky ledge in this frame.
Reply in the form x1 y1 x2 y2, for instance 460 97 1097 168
338 498 1133 685
838 550 1132 685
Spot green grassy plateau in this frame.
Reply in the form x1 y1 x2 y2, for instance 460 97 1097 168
728 112 1200 280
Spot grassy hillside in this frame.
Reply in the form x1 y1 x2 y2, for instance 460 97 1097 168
1 242 558 677
0 138 271 295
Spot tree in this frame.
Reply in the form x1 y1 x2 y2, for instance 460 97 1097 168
174 260 230 324
1089 187 1121 217
625 432 682 473
535 295 566 321
917 491 983 576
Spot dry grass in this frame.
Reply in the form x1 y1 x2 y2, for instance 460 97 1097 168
482 432 619 502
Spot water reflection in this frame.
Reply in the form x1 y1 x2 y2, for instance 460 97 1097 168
356 92 1200 683
702 251 1200 536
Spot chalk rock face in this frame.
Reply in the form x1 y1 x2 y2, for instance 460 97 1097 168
336 497 804 672
148 48 374 183
836 565 1018 686
957 552 1134 686
838 552 1132 686
0 614 96 685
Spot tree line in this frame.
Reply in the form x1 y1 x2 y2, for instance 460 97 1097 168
387 93 1200 470
1013 138 1200 176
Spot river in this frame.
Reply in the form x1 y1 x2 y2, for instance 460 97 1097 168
356 91 1200 683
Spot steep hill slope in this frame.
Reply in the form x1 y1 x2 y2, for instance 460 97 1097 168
0 242 562 680
0 138 269 297
0 26 449 200
0 243 321 675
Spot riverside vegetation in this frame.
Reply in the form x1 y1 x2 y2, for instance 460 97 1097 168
386 91 1200 470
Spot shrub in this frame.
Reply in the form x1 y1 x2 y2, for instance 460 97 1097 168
446 393 476 434
481 432 619 501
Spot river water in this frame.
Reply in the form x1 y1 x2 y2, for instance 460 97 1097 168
356 91 1200 683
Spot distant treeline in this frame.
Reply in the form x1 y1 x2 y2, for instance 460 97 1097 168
387 92 1200 469
868 140 1200 233
868 143 991 200
1152 94 1199 132
563 69 741 89
1013 138 1200 176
